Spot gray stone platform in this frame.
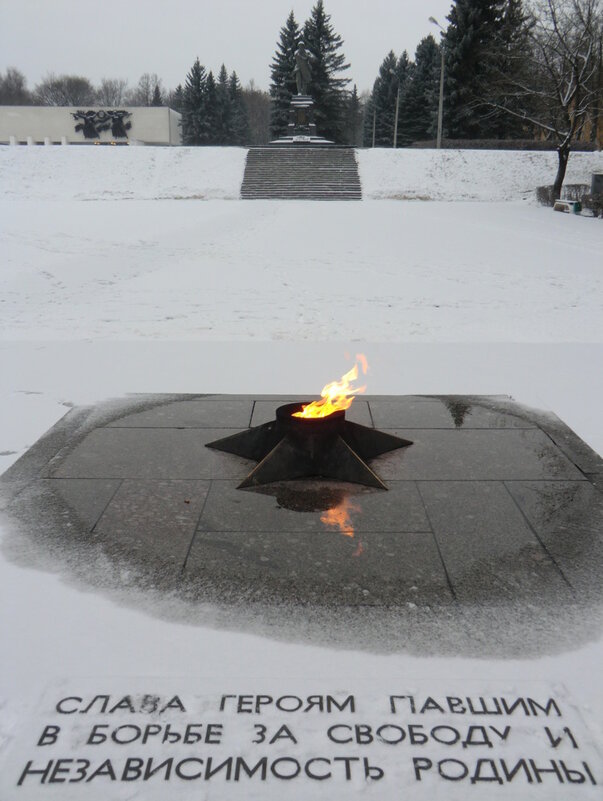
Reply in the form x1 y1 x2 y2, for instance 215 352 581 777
1 394 602 655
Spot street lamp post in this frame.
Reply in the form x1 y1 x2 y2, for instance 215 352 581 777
393 82 401 148
429 16 445 149
389 68 401 149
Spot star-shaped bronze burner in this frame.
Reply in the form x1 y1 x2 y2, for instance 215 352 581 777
206 402 412 490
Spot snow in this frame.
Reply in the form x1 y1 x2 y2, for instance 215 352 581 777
1 144 601 203
357 147 603 201
1 145 603 797
2 198 602 342
0 145 247 201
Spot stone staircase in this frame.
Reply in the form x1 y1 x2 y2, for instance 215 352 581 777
241 146 362 200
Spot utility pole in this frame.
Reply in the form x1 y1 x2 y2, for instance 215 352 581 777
389 67 401 149
436 48 444 149
393 82 400 148
429 16 445 149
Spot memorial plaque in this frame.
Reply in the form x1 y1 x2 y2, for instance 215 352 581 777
1 679 601 799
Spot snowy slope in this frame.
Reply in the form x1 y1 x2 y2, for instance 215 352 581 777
0 145 248 201
1 143 601 202
357 147 603 200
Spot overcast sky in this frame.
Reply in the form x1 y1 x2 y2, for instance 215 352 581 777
0 0 453 95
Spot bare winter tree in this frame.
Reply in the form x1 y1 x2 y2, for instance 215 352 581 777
0 67 32 104
34 73 97 106
96 78 129 106
241 80 271 145
490 0 602 198
127 73 163 106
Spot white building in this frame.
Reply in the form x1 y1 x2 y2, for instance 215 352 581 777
0 106 182 146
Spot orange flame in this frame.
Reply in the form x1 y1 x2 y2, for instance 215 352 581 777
293 354 368 419
320 496 360 537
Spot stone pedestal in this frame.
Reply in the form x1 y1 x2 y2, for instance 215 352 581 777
271 94 333 145
288 95 318 139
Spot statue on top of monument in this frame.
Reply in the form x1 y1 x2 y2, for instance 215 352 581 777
293 41 313 96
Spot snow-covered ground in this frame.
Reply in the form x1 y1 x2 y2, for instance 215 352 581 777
1 144 600 202
0 145 247 201
2 199 602 342
357 147 601 200
1 145 602 798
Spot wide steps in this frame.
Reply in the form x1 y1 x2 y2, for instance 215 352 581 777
241 147 362 201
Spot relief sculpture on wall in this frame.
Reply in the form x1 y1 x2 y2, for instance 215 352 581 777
72 109 132 139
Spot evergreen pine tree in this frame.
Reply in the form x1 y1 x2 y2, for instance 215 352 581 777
269 11 300 139
151 84 163 106
229 71 250 145
216 64 232 143
366 51 399 146
393 51 412 146
444 0 501 138
489 0 533 137
204 71 219 144
181 58 207 145
402 35 441 143
363 50 413 146
171 84 184 114
443 0 531 138
343 84 363 145
302 0 351 142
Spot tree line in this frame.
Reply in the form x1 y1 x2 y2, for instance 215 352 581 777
1 0 600 190
0 0 355 147
178 63 249 145
179 0 357 145
363 0 601 193
366 1 600 142
0 67 270 146
268 0 601 195
0 70 169 108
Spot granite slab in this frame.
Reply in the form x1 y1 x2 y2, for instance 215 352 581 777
1 393 602 654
